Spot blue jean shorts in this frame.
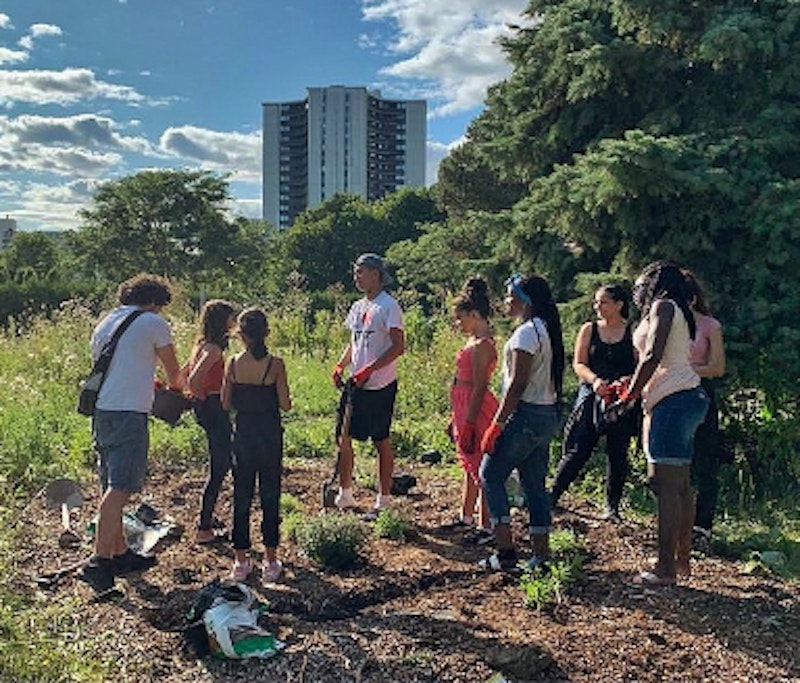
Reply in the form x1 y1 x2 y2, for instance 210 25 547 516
647 387 709 465
92 410 149 492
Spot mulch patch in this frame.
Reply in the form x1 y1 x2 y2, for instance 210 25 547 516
16 458 800 682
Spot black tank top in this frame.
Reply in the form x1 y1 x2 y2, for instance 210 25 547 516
230 356 279 415
588 323 636 382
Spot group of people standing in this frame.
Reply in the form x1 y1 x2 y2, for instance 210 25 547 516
80 254 723 592
447 261 724 584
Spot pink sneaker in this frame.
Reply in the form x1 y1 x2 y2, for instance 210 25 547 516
262 559 283 583
230 559 252 582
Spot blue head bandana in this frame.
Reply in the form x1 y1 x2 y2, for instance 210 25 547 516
505 274 531 307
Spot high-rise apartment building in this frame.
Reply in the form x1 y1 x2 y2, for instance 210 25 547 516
0 215 16 250
263 86 426 228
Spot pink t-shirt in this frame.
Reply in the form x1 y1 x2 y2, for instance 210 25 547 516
689 314 722 366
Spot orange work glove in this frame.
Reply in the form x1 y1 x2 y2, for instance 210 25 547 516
331 363 345 389
352 365 373 387
480 422 504 455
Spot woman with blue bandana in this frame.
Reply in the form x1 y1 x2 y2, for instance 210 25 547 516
478 274 565 572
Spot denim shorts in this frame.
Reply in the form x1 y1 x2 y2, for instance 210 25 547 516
92 410 149 492
647 387 709 465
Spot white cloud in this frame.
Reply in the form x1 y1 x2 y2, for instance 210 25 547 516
0 14 13 30
0 67 170 107
361 0 529 116
426 137 464 185
7 180 102 231
18 23 62 50
0 113 151 177
159 125 261 183
0 46 28 65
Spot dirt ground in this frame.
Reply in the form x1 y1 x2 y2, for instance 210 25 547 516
17 458 800 683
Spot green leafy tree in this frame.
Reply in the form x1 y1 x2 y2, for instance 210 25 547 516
70 170 252 284
458 0 800 406
1 232 63 284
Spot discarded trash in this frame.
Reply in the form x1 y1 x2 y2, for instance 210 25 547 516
391 472 417 496
185 579 284 660
420 449 442 465
87 504 174 555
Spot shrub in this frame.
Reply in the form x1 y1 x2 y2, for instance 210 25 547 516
520 529 586 612
295 512 367 569
373 509 412 541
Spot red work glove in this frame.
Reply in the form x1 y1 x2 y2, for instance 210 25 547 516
331 363 345 389
457 421 477 454
352 365 373 387
618 384 639 403
480 422 504 455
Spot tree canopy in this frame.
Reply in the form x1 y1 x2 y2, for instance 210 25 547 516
70 170 261 287
439 0 800 403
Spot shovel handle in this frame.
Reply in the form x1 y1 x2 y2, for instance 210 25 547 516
61 503 70 531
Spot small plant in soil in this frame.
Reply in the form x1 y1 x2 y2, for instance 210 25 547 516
373 509 412 541
296 512 368 569
520 529 586 612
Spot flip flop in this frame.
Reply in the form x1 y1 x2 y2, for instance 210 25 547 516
633 570 676 586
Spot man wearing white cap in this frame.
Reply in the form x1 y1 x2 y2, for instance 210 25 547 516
331 253 405 519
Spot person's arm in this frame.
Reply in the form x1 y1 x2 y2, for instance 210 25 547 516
332 343 352 388
187 343 222 400
625 300 674 399
494 349 534 425
221 358 234 411
465 339 493 424
352 327 405 386
156 343 184 390
275 357 292 412
572 322 608 394
693 324 725 378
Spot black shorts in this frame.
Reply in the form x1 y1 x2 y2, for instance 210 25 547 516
339 380 398 443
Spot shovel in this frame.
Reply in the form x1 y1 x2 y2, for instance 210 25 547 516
45 478 84 549
322 380 354 509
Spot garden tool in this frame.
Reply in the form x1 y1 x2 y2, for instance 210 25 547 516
45 478 84 549
322 379 354 509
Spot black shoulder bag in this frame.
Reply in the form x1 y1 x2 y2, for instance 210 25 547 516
77 310 145 416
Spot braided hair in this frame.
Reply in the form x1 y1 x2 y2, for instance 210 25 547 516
517 275 565 401
237 307 269 360
636 261 696 339
453 276 492 319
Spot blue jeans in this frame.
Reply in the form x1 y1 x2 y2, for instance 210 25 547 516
481 402 560 534
647 387 709 465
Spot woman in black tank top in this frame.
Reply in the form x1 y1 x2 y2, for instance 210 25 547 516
221 308 292 585
550 285 638 518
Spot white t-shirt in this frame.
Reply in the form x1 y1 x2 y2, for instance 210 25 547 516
502 317 557 405
345 291 404 390
92 305 174 413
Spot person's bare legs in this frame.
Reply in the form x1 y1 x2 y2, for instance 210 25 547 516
462 475 479 521
675 466 695 577
478 491 490 529
375 437 394 496
95 488 131 559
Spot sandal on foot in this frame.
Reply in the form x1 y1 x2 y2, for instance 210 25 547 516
633 570 675 586
262 559 283 583
478 550 518 572
230 560 252 582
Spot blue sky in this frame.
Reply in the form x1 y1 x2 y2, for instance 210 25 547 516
0 0 529 231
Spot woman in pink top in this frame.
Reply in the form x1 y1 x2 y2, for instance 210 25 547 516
446 278 499 541
614 261 709 585
684 271 725 547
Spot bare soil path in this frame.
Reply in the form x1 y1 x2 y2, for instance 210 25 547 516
17 459 800 682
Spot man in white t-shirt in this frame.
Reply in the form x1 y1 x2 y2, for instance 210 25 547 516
80 274 184 591
331 253 404 519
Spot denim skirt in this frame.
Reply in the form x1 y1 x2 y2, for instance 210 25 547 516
647 386 709 465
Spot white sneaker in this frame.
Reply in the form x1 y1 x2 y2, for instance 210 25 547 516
334 488 357 510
